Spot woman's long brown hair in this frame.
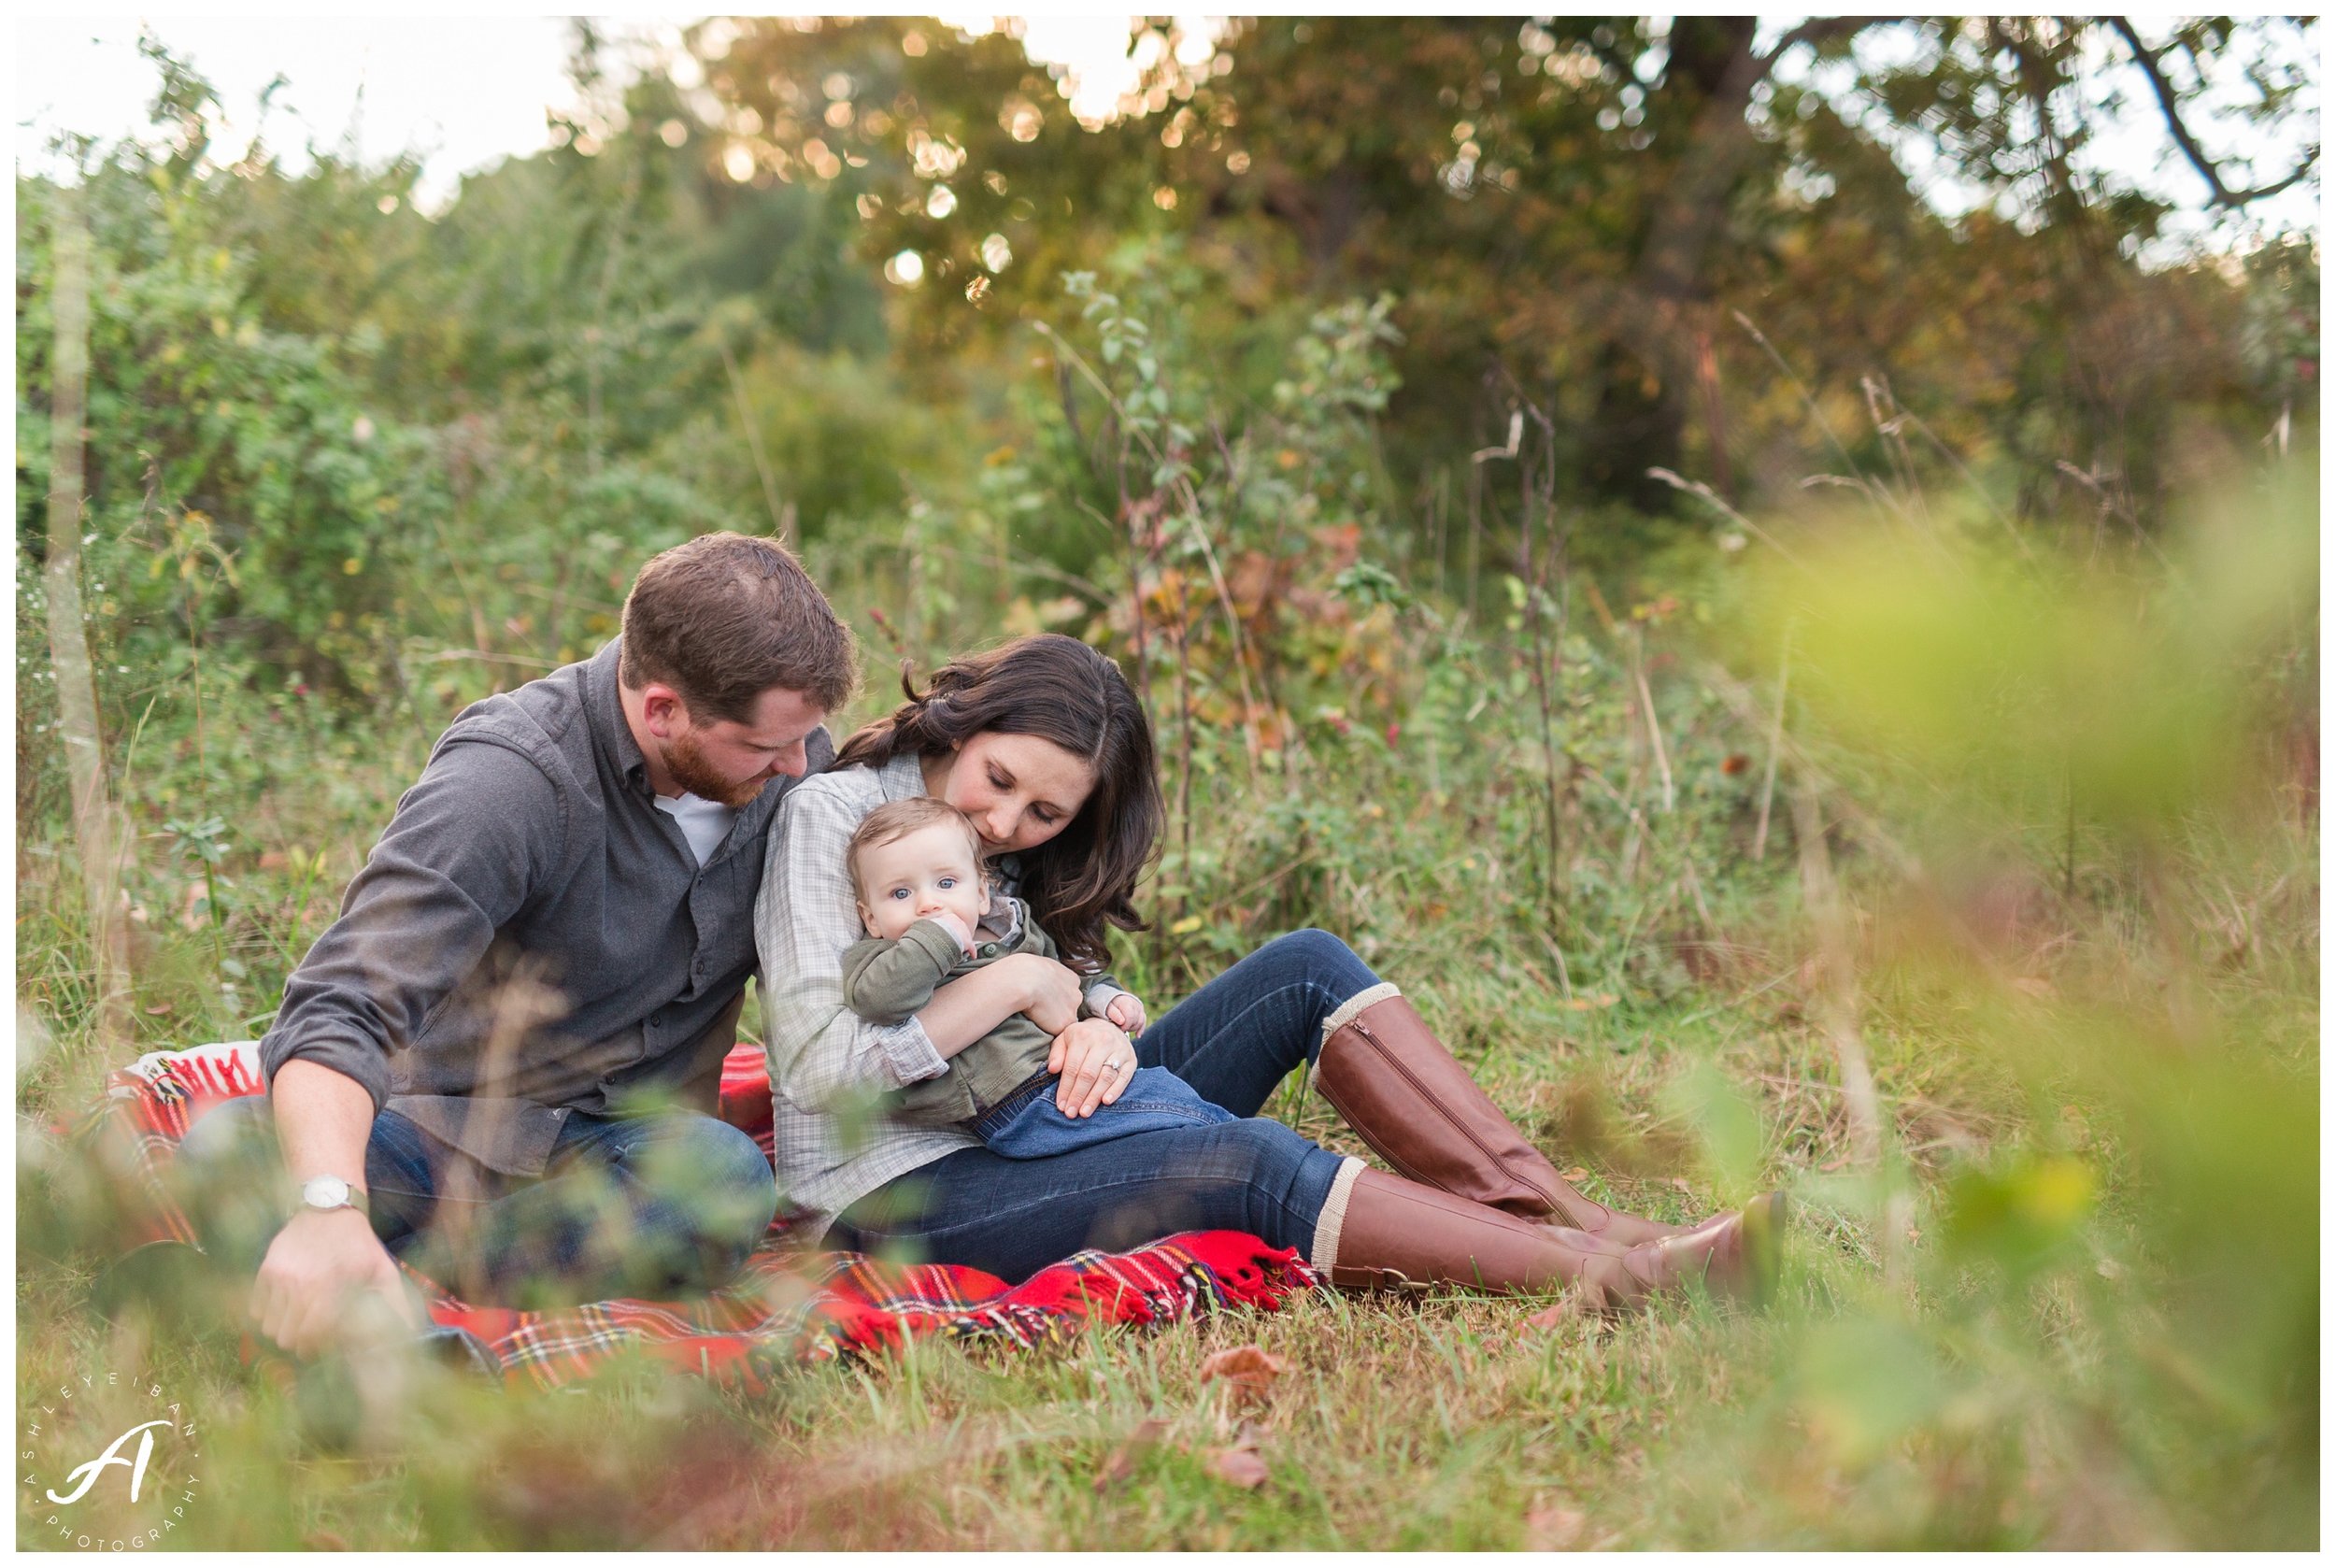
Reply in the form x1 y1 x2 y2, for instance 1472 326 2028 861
833 634 1162 970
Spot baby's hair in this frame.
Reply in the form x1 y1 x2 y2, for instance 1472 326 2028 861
846 796 986 901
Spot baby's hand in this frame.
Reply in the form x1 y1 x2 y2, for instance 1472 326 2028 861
926 908 977 957
1104 991 1148 1037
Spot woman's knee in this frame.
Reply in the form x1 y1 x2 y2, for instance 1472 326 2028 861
1189 1116 1318 1190
1256 928 1379 998
1094 1119 1339 1254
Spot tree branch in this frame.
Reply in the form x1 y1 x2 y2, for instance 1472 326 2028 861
2108 16 2318 207
1758 15 1879 69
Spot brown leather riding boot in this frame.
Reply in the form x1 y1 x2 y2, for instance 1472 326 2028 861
1312 1166 1630 1294
1312 1167 1786 1309
1612 1190 1789 1310
1314 989 1688 1247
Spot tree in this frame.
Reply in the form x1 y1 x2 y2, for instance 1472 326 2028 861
688 16 2315 526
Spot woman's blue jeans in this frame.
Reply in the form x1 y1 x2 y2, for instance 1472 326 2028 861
176 1097 777 1308
827 928 1380 1281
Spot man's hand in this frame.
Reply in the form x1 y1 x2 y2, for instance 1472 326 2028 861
1004 951 1086 1035
249 1205 420 1357
1104 991 1148 1037
1047 1018 1138 1117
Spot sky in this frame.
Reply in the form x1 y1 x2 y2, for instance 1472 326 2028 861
17 16 583 209
13 15 1189 210
13 15 2319 257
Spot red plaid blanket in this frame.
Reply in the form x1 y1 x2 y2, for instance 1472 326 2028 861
81 1041 1318 1390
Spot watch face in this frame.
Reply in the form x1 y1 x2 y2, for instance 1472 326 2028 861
302 1175 351 1209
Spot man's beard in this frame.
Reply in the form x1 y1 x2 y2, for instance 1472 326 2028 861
662 727 767 808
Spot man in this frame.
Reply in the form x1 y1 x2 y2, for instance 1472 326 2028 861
178 532 856 1357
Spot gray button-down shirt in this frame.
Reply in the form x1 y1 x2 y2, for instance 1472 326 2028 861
258 637 833 1176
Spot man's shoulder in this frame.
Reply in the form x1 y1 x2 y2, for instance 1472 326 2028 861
434 655 600 781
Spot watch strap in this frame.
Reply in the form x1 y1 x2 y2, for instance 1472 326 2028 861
300 1176 370 1218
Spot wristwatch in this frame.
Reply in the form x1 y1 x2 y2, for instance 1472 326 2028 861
299 1174 370 1218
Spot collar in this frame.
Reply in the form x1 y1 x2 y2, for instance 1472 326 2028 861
589 636 823 861
977 886 1025 944
584 638 657 802
876 749 929 803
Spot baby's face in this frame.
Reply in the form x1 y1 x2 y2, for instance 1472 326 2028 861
854 820 988 941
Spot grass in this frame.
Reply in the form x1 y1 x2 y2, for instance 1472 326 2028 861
9 1024 1815 1550
22 888 2306 1548
15 488 2318 1549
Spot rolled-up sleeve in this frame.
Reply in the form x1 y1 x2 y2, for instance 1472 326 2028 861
755 778 949 1114
259 739 562 1108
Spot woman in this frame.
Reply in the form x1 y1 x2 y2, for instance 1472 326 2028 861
756 634 1782 1307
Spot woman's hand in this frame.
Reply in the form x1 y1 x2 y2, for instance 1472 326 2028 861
1047 1018 1138 1117
1003 951 1085 1035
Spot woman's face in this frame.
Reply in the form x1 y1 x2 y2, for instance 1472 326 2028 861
926 732 1099 856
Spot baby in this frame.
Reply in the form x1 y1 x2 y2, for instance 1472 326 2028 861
839 796 1232 1157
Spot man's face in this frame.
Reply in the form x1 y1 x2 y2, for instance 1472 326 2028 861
656 685 826 808
853 821 988 941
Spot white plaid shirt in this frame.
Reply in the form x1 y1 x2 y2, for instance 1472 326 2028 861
755 752 976 1229
757 751 1139 1231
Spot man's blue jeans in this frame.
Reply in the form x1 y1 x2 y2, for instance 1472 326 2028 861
176 1097 777 1309
829 928 1380 1281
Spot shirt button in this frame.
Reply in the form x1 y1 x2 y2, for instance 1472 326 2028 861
979 943 998 957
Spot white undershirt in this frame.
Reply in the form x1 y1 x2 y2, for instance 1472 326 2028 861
653 791 737 867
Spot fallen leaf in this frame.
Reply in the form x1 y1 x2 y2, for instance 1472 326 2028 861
1560 1166 1592 1184
1560 992 1620 1011
1201 1445 1270 1489
1521 1301 1570 1333
1818 1156 1849 1174
1670 1176 1694 1195
1524 1504 1587 1549
1094 1417 1170 1491
144 1003 174 1016
1198 1345 1288 1413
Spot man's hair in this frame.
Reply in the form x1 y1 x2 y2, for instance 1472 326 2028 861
619 531 858 721
846 797 985 901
